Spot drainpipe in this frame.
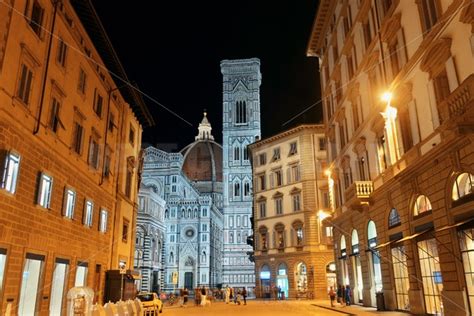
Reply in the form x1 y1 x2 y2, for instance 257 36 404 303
33 0 60 135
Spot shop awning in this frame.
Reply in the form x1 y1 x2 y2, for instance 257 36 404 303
373 239 398 250
435 218 474 232
392 227 434 245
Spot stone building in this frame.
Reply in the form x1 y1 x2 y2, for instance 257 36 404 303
138 113 224 292
221 58 261 292
248 124 334 299
307 0 474 314
0 0 153 314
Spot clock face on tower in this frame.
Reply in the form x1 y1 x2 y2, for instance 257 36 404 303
185 228 195 238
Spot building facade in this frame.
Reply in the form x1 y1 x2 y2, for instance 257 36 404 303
308 0 474 314
221 59 262 292
0 0 153 314
138 114 224 292
249 125 334 299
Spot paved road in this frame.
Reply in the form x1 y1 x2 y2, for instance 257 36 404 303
161 299 413 316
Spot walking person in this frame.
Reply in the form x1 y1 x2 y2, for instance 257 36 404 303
201 287 207 306
183 288 189 306
242 287 247 305
336 284 343 305
345 285 351 306
328 286 336 307
225 286 230 304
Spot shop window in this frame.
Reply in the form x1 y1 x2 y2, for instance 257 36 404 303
19 253 45 314
391 246 410 310
417 238 443 314
49 258 69 314
75 262 88 287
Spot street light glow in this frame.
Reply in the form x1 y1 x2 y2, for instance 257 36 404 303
318 210 331 220
381 91 392 103
324 169 331 177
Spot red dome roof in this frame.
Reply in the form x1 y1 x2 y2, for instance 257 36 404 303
180 140 223 182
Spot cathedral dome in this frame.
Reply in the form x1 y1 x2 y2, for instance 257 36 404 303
180 112 223 183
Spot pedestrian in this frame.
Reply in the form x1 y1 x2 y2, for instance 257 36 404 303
201 287 207 306
242 287 247 305
225 286 230 304
328 286 336 307
273 285 278 300
277 285 282 300
336 284 342 305
195 288 201 306
183 287 189 306
345 285 351 306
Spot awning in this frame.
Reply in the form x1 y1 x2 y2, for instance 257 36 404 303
392 227 434 245
435 218 474 232
373 239 398 250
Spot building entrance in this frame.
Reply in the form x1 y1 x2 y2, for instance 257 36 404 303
184 272 193 290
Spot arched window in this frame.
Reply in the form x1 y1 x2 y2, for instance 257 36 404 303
388 208 401 227
367 220 383 292
340 235 347 257
244 181 250 197
165 210 169 219
351 230 359 254
169 252 174 264
187 209 191 218
181 209 185 218
235 101 247 124
414 195 432 216
234 182 241 197
243 144 249 160
452 173 474 201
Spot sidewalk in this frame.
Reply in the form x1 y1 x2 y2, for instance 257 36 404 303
312 299 413 315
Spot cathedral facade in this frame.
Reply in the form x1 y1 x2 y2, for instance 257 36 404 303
137 114 224 292
136 58 261 294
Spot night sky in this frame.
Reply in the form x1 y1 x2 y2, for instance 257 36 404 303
93 1 322 150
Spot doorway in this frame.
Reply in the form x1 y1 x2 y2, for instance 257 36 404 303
184 272 193 290
276 263 288 299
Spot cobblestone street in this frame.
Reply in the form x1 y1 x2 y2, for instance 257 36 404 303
162 300 413 316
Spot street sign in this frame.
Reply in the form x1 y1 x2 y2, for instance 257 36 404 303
172 271 178 284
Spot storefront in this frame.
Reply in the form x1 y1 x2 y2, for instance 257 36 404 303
339 236 349 286
459 226 474 314
276 263 289 299
295 262 308 297
417 238 443 315
260 264 271 298
391 245 410 311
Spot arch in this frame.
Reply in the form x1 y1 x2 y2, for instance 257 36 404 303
367 220 377 241
452 172 474 201
388 208 401 227
414 195 432 216
295 262 308 295
340 235 347 250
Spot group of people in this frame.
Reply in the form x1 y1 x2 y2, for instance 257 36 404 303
176 286 248 306
224 286 247 305
328 285 352 307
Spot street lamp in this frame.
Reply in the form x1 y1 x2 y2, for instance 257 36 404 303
380 91 400 162
317 210 331 244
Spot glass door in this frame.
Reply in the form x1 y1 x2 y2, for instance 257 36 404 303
353 255 363 303
417 238 443 315
391 246 410 310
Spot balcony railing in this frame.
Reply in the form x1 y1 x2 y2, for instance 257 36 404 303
439 74 474 123
344 181 373 211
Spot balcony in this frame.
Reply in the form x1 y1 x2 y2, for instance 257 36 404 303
439 74 474 133
344 181 373 211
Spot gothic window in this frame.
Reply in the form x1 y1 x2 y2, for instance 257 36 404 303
169 252 174 264
243 144 249 160
235 101 247 124
233 145 240 161
244 181 251 197
229 232 234 243
234 182 241 197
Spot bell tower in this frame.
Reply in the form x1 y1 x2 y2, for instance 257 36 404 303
221 58 261 290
